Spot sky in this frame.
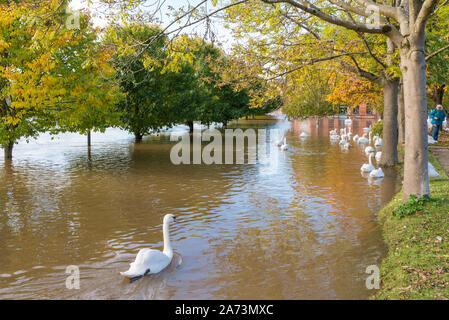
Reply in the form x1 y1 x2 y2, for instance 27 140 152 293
69 0 235 51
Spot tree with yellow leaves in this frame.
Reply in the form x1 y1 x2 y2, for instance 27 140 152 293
0 0 120 158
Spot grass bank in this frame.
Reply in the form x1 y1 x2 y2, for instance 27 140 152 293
373 147 449 299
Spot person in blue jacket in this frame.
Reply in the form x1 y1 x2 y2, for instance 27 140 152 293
429 104 446 141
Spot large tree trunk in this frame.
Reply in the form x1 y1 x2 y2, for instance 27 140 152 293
3 141 13 159
134 133 143 143
380 77 399 167
186 121 194 134
401 47 429 200
431 84 446 106
397 79 405 145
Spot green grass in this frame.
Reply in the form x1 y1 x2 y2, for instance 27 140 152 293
372 152 449 299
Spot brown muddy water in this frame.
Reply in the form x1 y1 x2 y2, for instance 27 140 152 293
0 117 400 299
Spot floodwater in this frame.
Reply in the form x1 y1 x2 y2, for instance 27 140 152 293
0 117 401 299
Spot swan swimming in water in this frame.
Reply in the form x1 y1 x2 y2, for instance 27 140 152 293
330 133 340 141
275 135 284 147
341 137 352 150
374 137 382 147
358 134 369 144
365 146 375 155
375 151 382 163
121 214 177 282
361 153 375 173
280 137 288 151
370 166 384 178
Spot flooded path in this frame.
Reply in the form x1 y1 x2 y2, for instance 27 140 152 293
0 117 400 299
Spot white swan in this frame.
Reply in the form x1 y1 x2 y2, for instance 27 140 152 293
280 137 288 151
341 138 352 150
358 134 369 144
275 135 284 147
365 146 375 155
375 151 382 163
428 135 437 144
353 134 359 142
361 153 375 173
347 130 353 139
370 166 384 178
330 134 340 141
374 137 382 147
300 132 308 138
428 162 440 178
121 214 177 281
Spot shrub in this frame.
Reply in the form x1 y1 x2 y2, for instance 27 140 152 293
392 194 431 219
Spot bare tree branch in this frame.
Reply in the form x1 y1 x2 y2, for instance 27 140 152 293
262 0 393 34
426 43 449 61
415 0 439 37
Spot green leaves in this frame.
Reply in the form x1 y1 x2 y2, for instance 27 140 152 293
0 1 121 151
393 194 432 219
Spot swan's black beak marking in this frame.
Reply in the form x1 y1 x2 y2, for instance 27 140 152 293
173 216 177 222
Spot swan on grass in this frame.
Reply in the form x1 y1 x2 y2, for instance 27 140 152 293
428 135 437 144
428 162 440 178
280 137 288 151
300 132 308 138
121 214 177 282
361 153 375 173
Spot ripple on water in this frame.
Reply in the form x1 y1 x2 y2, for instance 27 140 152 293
0 119 400 299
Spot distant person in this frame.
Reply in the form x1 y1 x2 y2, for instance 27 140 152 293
429 104 446 141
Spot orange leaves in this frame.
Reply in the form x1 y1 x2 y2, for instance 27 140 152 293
327 73 382 108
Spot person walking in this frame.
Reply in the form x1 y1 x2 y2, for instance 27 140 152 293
429 104 446 141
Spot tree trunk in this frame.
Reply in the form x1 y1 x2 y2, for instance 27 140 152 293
135 133 143 143
3 141 13 159
380 78 399 167
187 121 194 134
397 79 405 145
432 84 445 106
87 131 91 147
401 48 429 200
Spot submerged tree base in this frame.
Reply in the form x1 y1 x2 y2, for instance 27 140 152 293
3 143 13 159
372 152 449 299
